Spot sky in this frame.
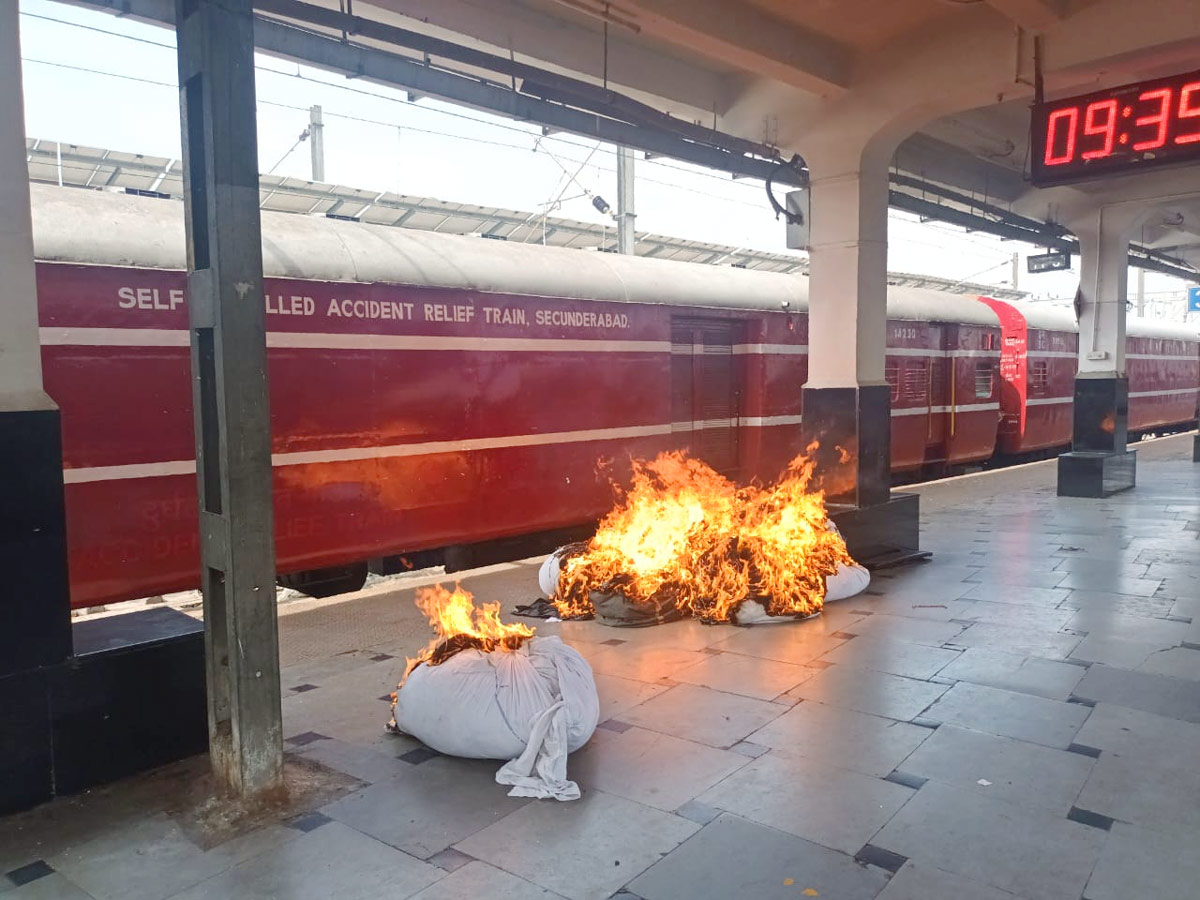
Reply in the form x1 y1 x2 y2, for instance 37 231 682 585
15 0 1195 316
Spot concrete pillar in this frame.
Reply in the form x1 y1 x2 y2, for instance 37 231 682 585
0 0 73 813
794 141 924 566
1057 204 1143 498
616 146 635 255
800 156 890 508
309 105 324 182
0 0 72 676
175 0 284 798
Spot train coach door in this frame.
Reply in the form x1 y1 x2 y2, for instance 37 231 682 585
671 319 740 473
925 325 949 464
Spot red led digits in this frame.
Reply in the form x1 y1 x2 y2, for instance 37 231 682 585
1132 88 1172 151
1081 99 1118 159
1033 70 1200 185
1044 106 1079 165
1176 81 1200 144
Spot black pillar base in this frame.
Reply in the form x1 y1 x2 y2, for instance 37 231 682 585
1071 375 1129 452
0 668 53 813
0 408 72 677
1193 433 1199 463
802 386 926 567
1057 450 1137 498
1057 376 1133 498
829 492 929 569
801 385 890 507
0 607 207 815
52 608 208 795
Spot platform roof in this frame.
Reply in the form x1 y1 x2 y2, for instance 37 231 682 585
61 0 1200 280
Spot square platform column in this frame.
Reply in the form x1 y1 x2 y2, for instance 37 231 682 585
801 160 922 565
175 0 284 798
1058 206 1138 498
0 0 72 813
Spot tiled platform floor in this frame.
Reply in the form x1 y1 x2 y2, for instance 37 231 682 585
3 434 1199 900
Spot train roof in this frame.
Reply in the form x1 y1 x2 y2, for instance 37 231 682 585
1002 299 1200 342
31 182 993 327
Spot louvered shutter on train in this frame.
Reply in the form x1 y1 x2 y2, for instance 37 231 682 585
671 320 739 472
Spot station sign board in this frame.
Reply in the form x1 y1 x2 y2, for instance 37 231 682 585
1027 250 1071 273
1188 286 1200 312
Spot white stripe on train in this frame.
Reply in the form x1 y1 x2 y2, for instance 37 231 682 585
39 327 675 355
59 408 1013 484
1026 390 1198 405
43 328 1086 360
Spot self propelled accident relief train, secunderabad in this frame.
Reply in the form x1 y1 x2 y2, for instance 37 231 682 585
29 184 1200 608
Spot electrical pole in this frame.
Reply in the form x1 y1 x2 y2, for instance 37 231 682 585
1011 252 1019 290
309 105 325 182
1136 267 1145 317
616 145 635 255
176 0 284 799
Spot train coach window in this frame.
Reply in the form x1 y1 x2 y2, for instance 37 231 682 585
1029 360 1048 394
975 363 994 399
885 361 900 402
903 366 928 402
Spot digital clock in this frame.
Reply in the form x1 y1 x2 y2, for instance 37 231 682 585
1031 69 1200 186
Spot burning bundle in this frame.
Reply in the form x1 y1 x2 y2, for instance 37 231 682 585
551 450 860 624
398 584 534 684
389 584 599 801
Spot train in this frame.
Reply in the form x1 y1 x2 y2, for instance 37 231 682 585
29 183 1200 608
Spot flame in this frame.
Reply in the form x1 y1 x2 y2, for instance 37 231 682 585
401 583 534 683
554 450 854 623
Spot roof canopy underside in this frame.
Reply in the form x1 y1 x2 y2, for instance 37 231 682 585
59 0 1200 272
252 0 1200 270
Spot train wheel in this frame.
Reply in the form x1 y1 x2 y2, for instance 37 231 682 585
278 562 369 598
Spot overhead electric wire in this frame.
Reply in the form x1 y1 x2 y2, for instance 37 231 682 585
28 9 1187 284
21 9 766 192
20 10 177 49
20 56 768 210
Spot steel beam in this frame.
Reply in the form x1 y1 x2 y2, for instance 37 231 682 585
175 0 283 798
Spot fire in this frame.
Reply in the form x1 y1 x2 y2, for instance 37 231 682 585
554 450 854 623
401 583 534 684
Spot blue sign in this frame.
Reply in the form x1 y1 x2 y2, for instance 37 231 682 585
1190 287 1200 312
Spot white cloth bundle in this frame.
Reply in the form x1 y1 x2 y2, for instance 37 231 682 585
392 635 599 801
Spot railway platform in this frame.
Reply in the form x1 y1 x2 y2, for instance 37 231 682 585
2 432 1199 900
